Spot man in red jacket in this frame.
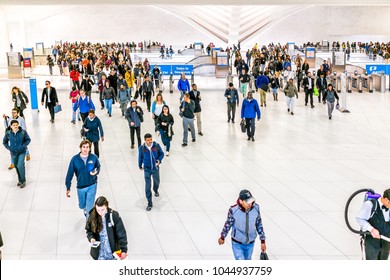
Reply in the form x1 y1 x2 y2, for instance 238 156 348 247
70 67 81 90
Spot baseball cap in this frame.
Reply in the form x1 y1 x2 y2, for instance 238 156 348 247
239 189 255 204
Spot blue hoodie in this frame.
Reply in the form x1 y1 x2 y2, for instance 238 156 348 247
138 141 164 170
241 97 261 119
177 78 190 93
65 153 101 190
3 127 31 156
74 96 95 114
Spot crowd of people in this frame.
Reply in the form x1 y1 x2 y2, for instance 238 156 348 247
4 39 390 261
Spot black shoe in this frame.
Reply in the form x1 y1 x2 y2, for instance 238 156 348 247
291 112 294 115
131 144 134 149
188 128 191 131
227 119 230 123
146 205 152 211
192 139 196 142
311 105 315 108
71 120 75 124
17 182 22 187
305 104 307 106
247 137 251 140
287 108 290 112
264 104 267 107
154 192 160 197
260 105 263 107
198 132 203 136
101 107 104 110
20 182 26 188
109 114 112 117
329 116 332 120
232 119 235 123
78 118 81 121
182 143 187 146
83 210 87 217
252 137 255 141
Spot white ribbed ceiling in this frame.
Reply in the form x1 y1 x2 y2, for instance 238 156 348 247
0 0 390 4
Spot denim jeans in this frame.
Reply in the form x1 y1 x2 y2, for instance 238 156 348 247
182 117 195 144
232 240 255 260
144 168 160 205
160 129 171 152
245 118 256 138
12 153 26 183
10 149 29 164
105 98 113 115
72 106 80 122
77 183 97 219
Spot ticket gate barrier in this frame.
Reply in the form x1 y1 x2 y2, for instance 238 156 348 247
226 73 233 88
351 75 359 92
347 75 352 93
358 76 363 93
169 73 174 93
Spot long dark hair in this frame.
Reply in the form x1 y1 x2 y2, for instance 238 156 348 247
88 196 109 234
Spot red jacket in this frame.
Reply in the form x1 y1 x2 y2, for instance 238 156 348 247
70 70 80 82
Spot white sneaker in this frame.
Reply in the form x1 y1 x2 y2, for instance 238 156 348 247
166 151 169 156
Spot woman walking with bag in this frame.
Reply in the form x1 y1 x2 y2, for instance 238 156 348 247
11 87 29 118
157 105 174 156
322 84 339 120
151 93 166 128
83 109 104 158
86 196 128 260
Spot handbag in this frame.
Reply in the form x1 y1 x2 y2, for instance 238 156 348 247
260 252 269 260
80 128 86 138
313 87 319 96
90 243 100 260
240 119 246 133
54 104 62 113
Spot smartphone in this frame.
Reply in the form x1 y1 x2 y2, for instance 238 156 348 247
91 241 101 248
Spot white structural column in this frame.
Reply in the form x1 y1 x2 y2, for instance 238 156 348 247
19 20 27 48
227 6 241 46
0 7 10 67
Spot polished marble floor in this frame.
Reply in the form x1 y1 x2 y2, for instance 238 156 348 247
1 70 390 260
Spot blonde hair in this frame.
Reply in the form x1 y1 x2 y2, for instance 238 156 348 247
154 93 164 103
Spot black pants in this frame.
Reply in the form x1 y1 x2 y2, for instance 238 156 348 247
80 112 88 123
47 103 55 120
305 90 314 106
227 103 236 121
318 89 325 102
144 92 152 111
365 236 390 260
91 141 100 158
72 80 80 90
245 118 255 137
99 91 105 108
130 126 141 147
17 106 25 118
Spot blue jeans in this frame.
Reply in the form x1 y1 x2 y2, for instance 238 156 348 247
159 129 171 152
72 106 80 122
77 183 97 219
182 117 195 144
232 240 255 260
105 99 113 115
245 118 256 138
144 168 160 205
11 149 29 164
12 153 26 183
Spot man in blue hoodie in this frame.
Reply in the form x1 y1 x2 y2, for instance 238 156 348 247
3 120 31 188
241 92 261 141
65 139 101 219
218 189 267 260
138 133 164 211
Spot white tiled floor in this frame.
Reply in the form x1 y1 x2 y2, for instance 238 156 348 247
1 69 390 260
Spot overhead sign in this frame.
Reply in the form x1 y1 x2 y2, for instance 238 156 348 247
366 64 389 75
151 65 194 76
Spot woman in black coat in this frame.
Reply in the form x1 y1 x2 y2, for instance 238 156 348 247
157 105 174 156
86 196 128 260
11 86 29 118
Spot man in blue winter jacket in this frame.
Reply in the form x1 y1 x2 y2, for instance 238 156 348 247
65 139 101 219
138 133 164 211
177 73 190 102
241 92 261 141
218 189 267 260
3 120 31 188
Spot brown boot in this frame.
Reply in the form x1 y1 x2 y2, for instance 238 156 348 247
8 164 14 170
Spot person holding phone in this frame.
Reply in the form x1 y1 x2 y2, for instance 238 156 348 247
86 196 128 260
65 139 101 219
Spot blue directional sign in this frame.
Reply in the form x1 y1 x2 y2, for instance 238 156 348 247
151 65 194 76
366 64 390 75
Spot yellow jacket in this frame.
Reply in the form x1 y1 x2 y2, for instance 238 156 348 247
125 71 135 88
